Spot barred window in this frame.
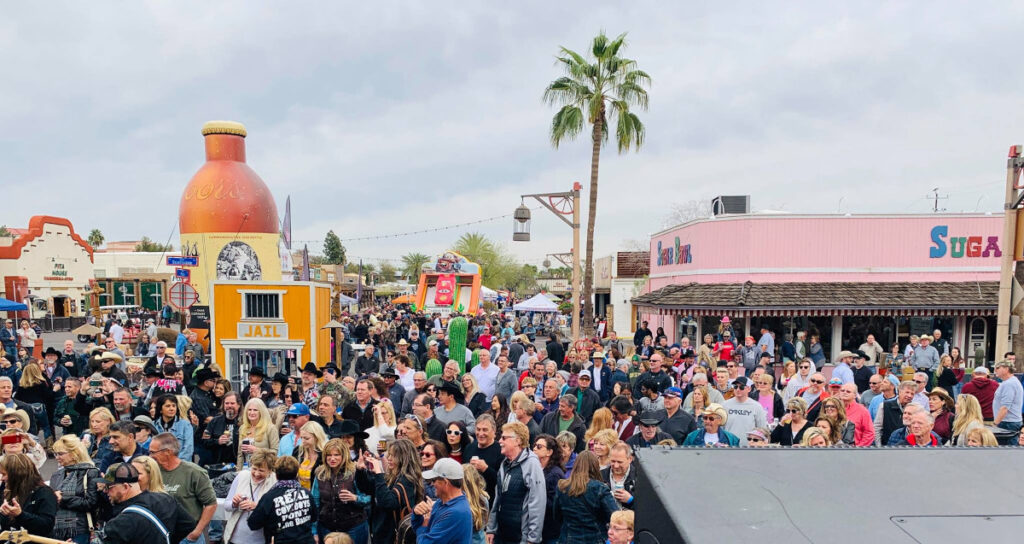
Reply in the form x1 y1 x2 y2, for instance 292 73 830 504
244 293 280 319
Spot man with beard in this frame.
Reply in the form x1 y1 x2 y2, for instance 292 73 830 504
202 392 240 464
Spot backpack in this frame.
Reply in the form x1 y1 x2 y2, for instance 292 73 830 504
392 482 417 544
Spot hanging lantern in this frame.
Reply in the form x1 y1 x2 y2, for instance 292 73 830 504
513 203 531 241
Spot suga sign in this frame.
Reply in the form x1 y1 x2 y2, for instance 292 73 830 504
928 225 1001 259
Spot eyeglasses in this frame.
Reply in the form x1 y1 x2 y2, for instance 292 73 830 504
702 415 718 421
446 429 462 436
498 435 517 442
748 437 765 443
726 364 736 368
2 419 19 425
914 379 926 384
420 451 434 458
148 448 169 455
786 409 801 414
810 379 825 384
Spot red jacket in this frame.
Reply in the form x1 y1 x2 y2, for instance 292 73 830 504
844 400 876 446
962 377 1000 420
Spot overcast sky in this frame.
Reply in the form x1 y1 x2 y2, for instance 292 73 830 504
4 3 1024 268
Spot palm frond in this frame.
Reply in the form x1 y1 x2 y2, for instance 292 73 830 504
544 77 592 106
591 31 610 58
617 82 649 109
550 105 585 147
615 110 645 153
606 32 628 58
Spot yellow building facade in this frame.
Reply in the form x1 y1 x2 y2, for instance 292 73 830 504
209 281 331 384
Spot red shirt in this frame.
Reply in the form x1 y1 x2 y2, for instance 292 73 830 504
714 341 735 361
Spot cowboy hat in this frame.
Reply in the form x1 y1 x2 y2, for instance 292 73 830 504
301 362 322 378
100 351 123 363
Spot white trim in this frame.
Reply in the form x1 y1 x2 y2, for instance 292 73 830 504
651 212 998 237
235 289 289 295
221 340 306 382
648 266 1000 279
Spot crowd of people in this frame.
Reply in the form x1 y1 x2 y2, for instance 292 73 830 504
0 307 1020 544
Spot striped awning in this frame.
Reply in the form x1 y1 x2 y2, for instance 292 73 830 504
651 307 996 317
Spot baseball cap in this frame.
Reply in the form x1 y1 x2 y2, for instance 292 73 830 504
423 457 464 481
828 377 843 387
106 462 140 484
578 369 592 379
732 376 752 388
286 403 311 416
663 386 683 399
972 366 990 375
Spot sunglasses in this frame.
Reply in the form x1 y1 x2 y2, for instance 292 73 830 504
446 429 462 436
403 415 423 429
810 379 825 384
420 451 434 458
786 409 801 414
748 437 765 443
2 419 19 425
702 415 718 421
799 365 810 369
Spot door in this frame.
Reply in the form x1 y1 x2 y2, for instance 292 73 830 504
967 317 987 367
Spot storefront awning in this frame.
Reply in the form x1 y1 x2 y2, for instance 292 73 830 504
632 281 998 317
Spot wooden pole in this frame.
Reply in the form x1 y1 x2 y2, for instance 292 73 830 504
996 146 1021 361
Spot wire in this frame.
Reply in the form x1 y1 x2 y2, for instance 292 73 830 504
292 206 542 244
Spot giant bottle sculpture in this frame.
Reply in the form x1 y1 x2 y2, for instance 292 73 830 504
178 121 281 306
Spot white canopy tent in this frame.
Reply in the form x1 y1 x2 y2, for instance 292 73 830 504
513 293 560 313
480 285 499 302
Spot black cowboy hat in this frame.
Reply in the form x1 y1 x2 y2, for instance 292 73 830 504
194 367 218 384
337 419 369 440
322 362 341 375
301 362 323 378
144 366 164 378
248 366 266 378
438 381 465 404
380 368 398 379
272 372 289 386
42 347 61 358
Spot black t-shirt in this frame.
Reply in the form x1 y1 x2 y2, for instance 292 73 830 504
248 483 317 544
105 491 195 544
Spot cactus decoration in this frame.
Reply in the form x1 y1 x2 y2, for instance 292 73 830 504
469 349 481 374
448 316 469 374
425 358 442 380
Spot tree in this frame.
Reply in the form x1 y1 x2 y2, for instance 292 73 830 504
380 263 397 283
452 232 529 290
0 226 10 237
135 236 173 252
545 31 650 336
323 230 346 265
87 229 104 248
662 199 711 229
400 252 431 282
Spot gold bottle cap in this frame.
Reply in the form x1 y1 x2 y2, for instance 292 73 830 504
201 120 247 137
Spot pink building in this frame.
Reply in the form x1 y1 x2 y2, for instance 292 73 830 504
633 213 1001 365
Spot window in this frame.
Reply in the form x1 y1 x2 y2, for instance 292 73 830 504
244 293 281 319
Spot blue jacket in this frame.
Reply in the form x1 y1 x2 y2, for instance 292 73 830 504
553 480 620 544
155 417 194 461
590 363 614 402
682 428 741 447
413 493 474 544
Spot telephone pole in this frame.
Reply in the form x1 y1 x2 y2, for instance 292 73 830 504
927 188 948 212
995 145 1024 361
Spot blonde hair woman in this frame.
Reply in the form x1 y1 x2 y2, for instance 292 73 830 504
462 463 490 542
820 397 854 445
237 398 280 467
585 408 613 442
951 393 986 446
131 456 166 493
508 391 530 424
801 426 831 447
313 439 371 541
965 427 999 447
297 421 328 490
590 428 618 470
365 400 397 452
50 435 101 543
83 407 115 459
224 449 277 544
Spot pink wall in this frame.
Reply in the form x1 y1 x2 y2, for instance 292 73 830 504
647 214 1002 290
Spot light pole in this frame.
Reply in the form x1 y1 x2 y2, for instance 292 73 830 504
514 183 582 341
996 145 1024 360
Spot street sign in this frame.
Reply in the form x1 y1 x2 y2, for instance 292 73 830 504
175 268 191 283
167 256 199 267
168 282 199 310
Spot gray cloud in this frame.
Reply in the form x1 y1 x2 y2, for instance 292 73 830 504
3 2 1024 268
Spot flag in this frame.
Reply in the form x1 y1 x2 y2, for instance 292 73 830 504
300 244 310 281
282 196 292 250
356 259 363 304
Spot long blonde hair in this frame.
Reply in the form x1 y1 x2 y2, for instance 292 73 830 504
374 401 396 428
19 363 43 388
52 435 92 465
315 438 354 480
239 398 273 441
462 463 490 532
585 408 613 441
132 456 166 492
298 421 328 462
952 393 984 438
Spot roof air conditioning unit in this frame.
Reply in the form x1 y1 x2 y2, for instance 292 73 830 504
711 195 750 216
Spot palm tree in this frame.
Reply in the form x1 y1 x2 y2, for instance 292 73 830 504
453 232 497 265
544 31 649 335
400 252 431 282
87 228 105 248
